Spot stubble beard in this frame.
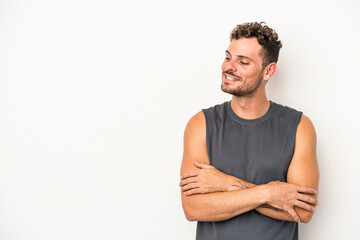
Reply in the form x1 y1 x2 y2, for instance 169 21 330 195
221 71 264 98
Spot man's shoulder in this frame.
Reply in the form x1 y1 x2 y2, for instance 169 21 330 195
269 102 303 132
184 102 230 134
271 101 302 115
271 103 314 127
270 101 303 122
201 101 229 118
202 101 228 111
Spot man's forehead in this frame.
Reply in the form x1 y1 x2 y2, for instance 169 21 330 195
226 37 262 58
225 50 253 60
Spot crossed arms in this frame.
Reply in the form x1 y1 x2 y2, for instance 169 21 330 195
180 111 319 223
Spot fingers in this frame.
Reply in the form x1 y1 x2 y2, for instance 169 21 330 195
297 194 318 206
287 207 300 222
181 171 198 180
181 162 212 180
294 200 316 212
179 177 197 187
183 187 201 196
181 183 198 192
296 185 317 195
179 172 201 196
194 161 213 169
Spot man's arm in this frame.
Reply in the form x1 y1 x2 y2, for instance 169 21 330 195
180 114 319 223
181 161 317 222
180 112 269 222
253 114 319 222
180 112 317 222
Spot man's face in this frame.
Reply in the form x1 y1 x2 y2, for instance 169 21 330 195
221 37 266 97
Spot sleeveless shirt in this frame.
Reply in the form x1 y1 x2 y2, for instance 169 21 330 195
197 100 303 240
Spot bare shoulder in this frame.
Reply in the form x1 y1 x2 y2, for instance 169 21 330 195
184 111 206 134
296 114 317 151
181 111 209 175
298 114 316 134
287 113 319 187
183 111 206 152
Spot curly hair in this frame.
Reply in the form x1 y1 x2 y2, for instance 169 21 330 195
230 22 282 68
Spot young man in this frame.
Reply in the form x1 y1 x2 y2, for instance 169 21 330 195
179 22 319 240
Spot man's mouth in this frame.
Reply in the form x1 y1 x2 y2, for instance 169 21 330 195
224 74 240 81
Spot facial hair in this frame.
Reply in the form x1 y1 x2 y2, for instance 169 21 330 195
221 70 264 98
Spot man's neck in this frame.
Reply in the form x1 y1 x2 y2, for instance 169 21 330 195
230 94 270 120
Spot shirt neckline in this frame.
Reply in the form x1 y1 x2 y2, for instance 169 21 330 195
225 100 274 125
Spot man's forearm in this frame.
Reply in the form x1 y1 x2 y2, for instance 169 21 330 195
182 185 268 222
181 171 294 222
180 162 317 223
228 176 306 222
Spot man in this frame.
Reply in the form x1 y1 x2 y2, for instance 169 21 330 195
179 22 319 240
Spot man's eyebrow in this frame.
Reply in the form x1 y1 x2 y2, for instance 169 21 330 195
236 55 253 61
225 51 253 61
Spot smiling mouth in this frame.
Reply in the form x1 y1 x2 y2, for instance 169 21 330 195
224 74 240 81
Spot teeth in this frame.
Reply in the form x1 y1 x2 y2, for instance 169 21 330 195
226 75 237 81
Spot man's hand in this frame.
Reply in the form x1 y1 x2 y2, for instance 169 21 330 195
179 162 248 195
180 161 318 222
263 181 318 222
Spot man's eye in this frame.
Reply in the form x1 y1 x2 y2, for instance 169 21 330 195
225 57 230 61
240 61 249 65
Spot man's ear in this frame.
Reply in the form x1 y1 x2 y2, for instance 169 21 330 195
263 62 277 81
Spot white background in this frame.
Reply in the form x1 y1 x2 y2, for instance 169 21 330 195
0 0 359 239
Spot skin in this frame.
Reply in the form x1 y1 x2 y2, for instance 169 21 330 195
180 37 320 223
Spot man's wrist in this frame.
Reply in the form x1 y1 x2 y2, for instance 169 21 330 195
226 177 249 191
256 184 270 205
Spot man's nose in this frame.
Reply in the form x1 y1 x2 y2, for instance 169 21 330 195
225 60 236 72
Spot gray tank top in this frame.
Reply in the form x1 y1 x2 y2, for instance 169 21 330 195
197 100 302 240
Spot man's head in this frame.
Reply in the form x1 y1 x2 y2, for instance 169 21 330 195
221 22 282 98
230 22 282 68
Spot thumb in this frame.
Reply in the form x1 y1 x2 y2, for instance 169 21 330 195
194 161 213 169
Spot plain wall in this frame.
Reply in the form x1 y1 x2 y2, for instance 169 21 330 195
0 0 359 239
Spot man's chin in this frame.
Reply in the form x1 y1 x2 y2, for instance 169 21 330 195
221 84 238 95
221 84 255 98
